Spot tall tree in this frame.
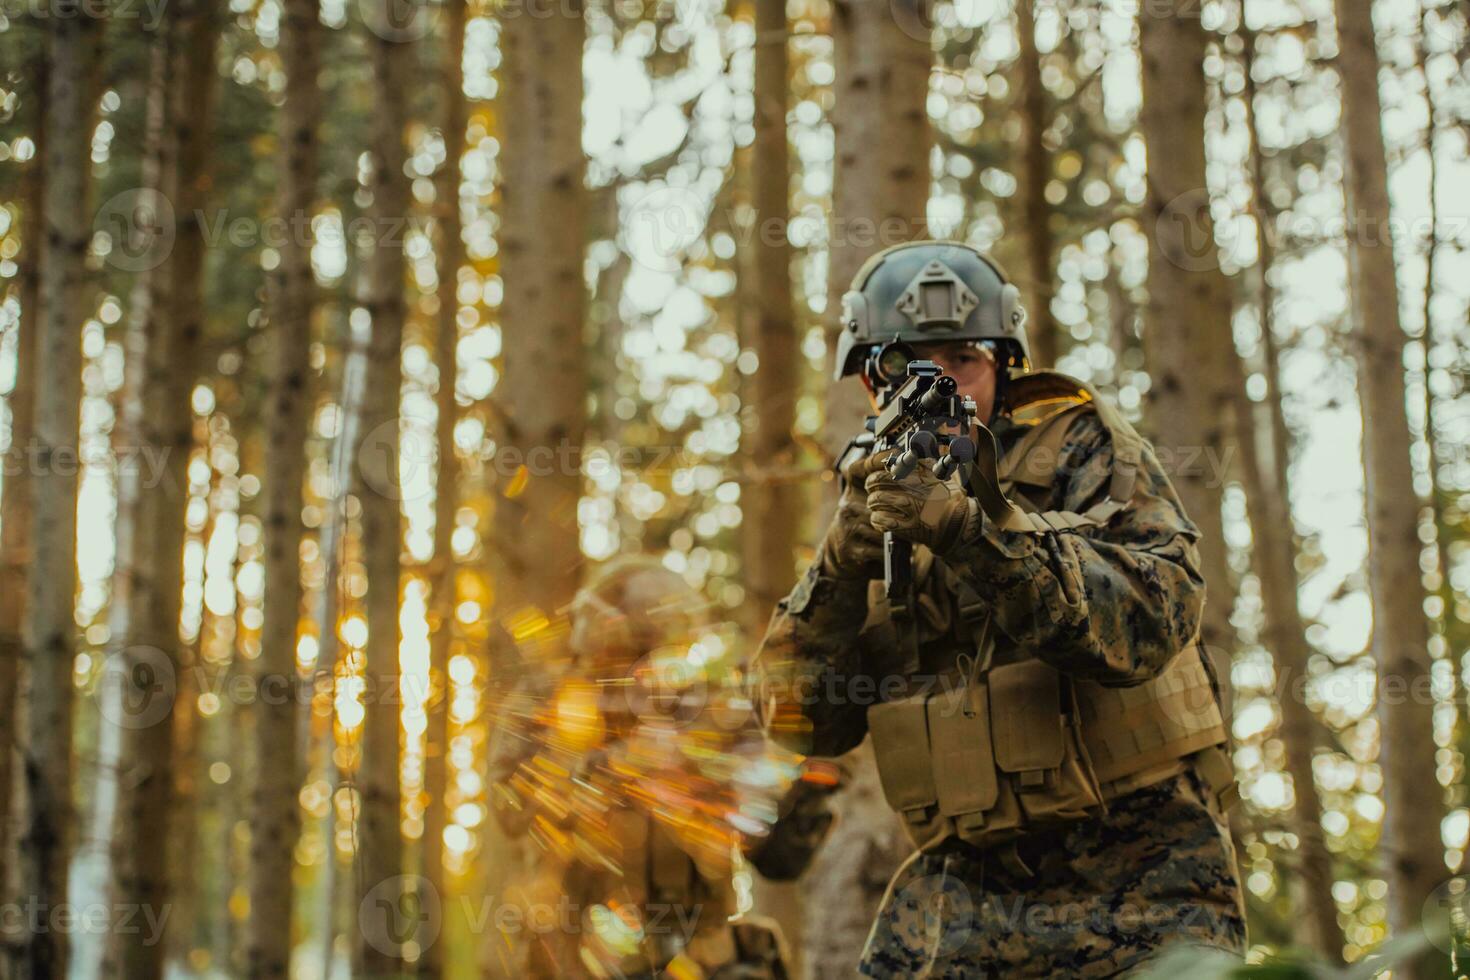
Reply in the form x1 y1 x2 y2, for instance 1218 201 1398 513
741 0 808 964
11 7 99 978
489 5 587 973
1333 0 1445 972
310 311 372 979
1416 0 1467 747
82 17 176 979
355 2 415 975
493 0 587 621
820 0 931 460
108 3 221 976
421 1 466 976
1136 0 1237 720
166 629 204 967
743 0 801 669
1236 21 1343 959
1014 0 1058 369
249 0 321 973
0 52 46 906
806 0 930 975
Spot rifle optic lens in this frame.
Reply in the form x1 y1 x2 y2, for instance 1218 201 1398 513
875 342 914 384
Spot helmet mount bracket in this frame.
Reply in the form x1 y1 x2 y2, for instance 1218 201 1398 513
896 260 979 331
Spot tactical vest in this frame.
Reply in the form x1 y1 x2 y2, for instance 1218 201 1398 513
864 371 1236 855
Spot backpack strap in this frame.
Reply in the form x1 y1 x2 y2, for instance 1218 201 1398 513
964 371 1141 535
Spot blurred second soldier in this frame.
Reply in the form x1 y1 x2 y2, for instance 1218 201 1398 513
490 557 823 979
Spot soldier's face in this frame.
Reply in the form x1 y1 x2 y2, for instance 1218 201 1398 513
912 341 998 422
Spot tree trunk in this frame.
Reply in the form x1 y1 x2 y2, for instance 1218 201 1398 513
1014 0 1057 369
808 1 930 974
743 0 808 966
250 0 320 973
312 311 372 979
108 4 219 976
12 7 99 978
167 629 204 968
1236 25 1343 959
81 21 175 980
355 6 414 976
1333 1 1445 973
1417 0 1468 759
494 0 586 620
421 2 465 975
821 0 931 462
1136 0 1236 722
744 0 802 677
0 52 46 914
489 3 587 973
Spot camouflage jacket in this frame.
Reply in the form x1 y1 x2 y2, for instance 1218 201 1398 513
756 403 1219 749
753 401 1247 976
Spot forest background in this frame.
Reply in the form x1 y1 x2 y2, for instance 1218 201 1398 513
3 0 1470 976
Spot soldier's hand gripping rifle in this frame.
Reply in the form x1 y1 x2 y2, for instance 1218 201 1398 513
840 359 978 616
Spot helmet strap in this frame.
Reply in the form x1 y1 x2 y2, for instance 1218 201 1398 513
990 365 1010 425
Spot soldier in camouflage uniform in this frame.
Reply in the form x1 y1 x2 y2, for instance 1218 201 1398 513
752 242 1247 977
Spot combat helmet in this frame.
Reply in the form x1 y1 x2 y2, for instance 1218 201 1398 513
568 556 709 678
833 241 1030 384
565 556 714 731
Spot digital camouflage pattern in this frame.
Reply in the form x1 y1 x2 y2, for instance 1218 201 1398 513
861 767 1244 978
753 402 1247 976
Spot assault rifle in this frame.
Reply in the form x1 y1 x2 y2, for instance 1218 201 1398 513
836 359 978 616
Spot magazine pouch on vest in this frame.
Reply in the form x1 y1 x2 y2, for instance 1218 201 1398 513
868 647 1227 853
868 658 1110 853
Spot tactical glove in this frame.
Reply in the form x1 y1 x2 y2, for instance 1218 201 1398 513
864 456 979 555
814 458 887 580
742 759 846 882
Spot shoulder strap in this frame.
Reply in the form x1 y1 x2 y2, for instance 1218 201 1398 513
965 371 1141 536
997 402 1091 490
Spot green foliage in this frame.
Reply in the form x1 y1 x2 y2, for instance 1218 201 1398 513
1135 930 1448 980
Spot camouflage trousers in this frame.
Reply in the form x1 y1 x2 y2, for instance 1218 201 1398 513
859 767 1247 978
